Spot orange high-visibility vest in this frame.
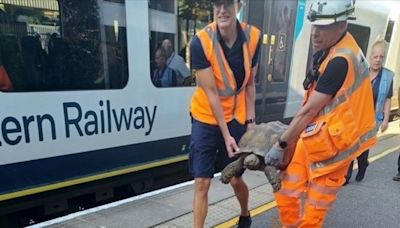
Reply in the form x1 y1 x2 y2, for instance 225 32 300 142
301 32 376 178
190 22 260 125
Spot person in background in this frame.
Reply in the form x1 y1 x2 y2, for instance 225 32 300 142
264 1 377 227
152 48 178 87
345 40 393 184
394 87 400 181
189 0 261 227
161 39 191 85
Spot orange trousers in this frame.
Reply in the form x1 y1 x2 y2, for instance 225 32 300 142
275 141 348 228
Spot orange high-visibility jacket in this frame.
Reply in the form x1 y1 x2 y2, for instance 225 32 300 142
190 22 260 125
301 32 376 178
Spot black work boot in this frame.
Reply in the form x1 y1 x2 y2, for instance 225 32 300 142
393 173 400 181
237 214 252 228
355 170 366 182
356 162 369 182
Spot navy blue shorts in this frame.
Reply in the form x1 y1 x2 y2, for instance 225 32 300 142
189 118 246 178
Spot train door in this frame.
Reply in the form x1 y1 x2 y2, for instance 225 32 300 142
243 0 298 122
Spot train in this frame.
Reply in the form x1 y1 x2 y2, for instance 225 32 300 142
0 0 398 226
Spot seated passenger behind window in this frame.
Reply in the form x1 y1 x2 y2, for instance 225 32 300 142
161 39 191 86
152 48 177 87
20 35 47 91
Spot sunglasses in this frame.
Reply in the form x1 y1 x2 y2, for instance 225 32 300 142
212 0 238 9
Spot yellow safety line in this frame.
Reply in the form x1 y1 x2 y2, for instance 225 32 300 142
0 155 188 202
215 144 400 228
214 201 277 228
368 145 400 163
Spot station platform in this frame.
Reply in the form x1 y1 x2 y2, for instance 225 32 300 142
29 121 400 228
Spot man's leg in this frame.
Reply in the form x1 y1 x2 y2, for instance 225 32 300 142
224 120 251 227
394 153 400 181
344 160 354 185
189 119 220 228
356 150 369 181
230 177 250 216
398 153 400 174
301 165 348 227
274 142 308 227
193 178 211 228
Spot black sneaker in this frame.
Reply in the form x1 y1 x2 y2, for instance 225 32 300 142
237 214 252 228
393 173 400 181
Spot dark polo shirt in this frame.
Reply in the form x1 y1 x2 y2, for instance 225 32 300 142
190 21 261 89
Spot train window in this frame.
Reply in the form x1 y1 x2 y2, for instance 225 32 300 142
149 0 174 13
106 0 124 3
0 0 128 92
348 23 371 55
149 0 212 88
385 20 394 43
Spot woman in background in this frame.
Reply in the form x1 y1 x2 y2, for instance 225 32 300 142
345 40 394 184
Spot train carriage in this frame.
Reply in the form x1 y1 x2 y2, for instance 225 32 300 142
0 0 398 226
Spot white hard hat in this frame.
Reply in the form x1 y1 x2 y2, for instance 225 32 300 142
307 0 356 25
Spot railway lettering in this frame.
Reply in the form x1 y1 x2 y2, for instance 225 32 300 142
63 100 157 137
0 114 56 146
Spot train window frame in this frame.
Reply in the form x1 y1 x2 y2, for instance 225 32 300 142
0 0 129 92
385 19 394 43
105 0 124 3
149 0 175 14
347 23 371 56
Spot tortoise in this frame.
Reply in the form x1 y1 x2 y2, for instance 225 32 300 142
219 121 288 192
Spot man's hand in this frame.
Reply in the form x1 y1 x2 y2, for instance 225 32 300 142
265 145 285 167
246 122 255 131
224 135 240 158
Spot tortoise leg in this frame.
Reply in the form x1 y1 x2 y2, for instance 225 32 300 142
220 156 245 184
264 165 281 192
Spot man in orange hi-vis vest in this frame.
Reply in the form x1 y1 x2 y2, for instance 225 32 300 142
264 0 377 227
189 0 261 227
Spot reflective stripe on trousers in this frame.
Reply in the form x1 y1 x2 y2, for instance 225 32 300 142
274 141 348 227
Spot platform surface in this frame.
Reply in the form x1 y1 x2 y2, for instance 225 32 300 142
30 121 400 228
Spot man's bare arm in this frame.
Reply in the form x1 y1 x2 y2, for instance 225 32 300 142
245 65 258 129
280 91 333 145
381 98 391 132
196 67 239 156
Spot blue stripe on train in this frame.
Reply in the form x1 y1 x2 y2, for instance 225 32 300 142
294 0 306 41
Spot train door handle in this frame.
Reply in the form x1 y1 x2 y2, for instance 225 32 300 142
268 35 276 65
